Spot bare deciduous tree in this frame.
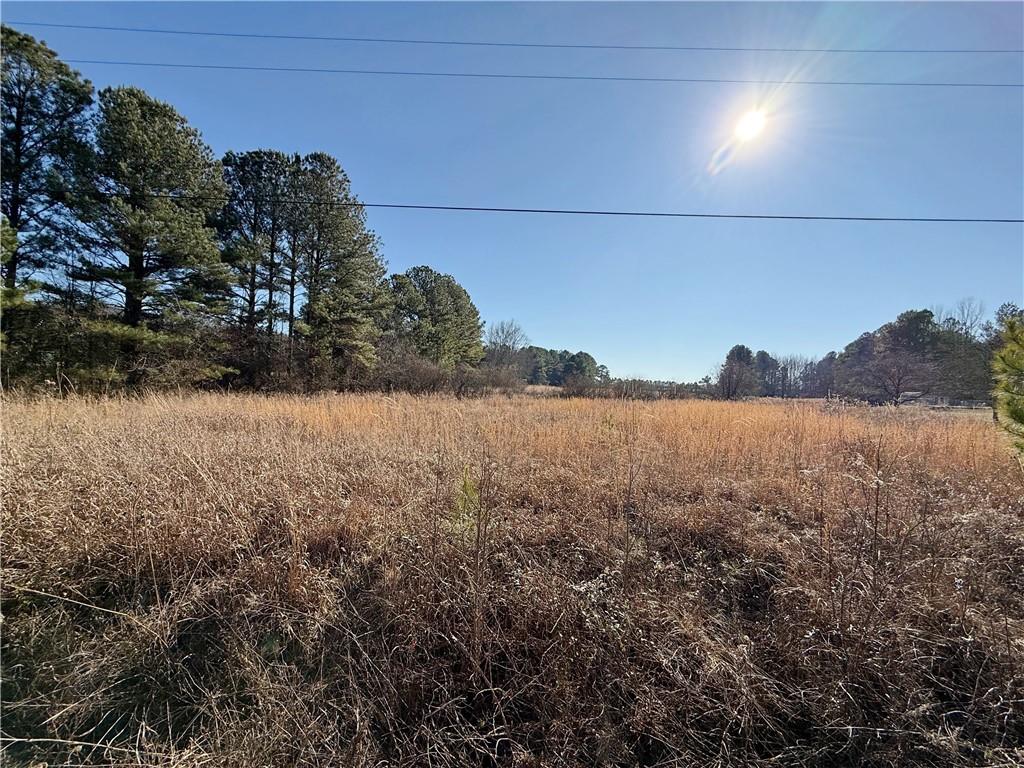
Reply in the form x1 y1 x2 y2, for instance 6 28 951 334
956 298 985 339
485 319 529 370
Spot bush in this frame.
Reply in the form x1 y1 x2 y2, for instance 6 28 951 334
370 340 449 394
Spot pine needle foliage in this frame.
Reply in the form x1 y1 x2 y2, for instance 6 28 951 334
993 318 1024 450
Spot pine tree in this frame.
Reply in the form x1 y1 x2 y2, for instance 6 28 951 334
281 154 306 375
387 266 484 370
1 27 93 383
993 318 1024 451
718 344 757 399
299 154 386 387
73 87 229 386
220 150 293 385
0 216 22 349
220 150 291 331
1 26 93 291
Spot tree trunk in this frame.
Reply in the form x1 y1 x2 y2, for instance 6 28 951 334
266 220 279 338
287 279 297 339
122 236 146 387
287 266 297 377
4 97 26 291
4 195 20 290
246 263 257 332
124 242 145 327
286 234 299 378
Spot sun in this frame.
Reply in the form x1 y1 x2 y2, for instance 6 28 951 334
735 110 766 142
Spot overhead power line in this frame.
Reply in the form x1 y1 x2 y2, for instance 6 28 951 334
63 58 1024 89
102 192 1024 224
9 20 1024 55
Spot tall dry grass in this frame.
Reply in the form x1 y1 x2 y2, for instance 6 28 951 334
2 393 1022 766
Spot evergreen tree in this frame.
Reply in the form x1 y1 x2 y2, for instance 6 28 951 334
806 352 837 398
387 266 483 369
298 154 386 387
993 318 1024 452
754 350 780 396
718 344 757 399
564 351 598 382
835 311 940 403
521 346 556 384
220 150 290 333
220 150 292 384
281 154 306 371
1 27 93 383
305 229 386 386
1 26 93 291
73 87 228 385
0 216 22 349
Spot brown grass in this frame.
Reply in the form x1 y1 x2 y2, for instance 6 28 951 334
2 393 1023 766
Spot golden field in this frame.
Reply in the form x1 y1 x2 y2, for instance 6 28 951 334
2 394 1023 766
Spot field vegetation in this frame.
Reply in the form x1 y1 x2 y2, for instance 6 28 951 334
2 393 1022 766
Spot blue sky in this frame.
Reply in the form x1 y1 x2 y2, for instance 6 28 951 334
5 2 1022 381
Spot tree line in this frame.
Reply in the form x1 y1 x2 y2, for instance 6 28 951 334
759 306 1024 449
2 26 1021 417
708 301 1022 405
0 27 512 393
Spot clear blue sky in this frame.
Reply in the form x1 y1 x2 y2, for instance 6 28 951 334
6 2 1023 381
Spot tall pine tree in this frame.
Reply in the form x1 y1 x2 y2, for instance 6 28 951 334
220 150 292 385
73 87 228 385
299 153 386 387
1 26 93 291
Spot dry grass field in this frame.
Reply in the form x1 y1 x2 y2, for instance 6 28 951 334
2 393 1023 767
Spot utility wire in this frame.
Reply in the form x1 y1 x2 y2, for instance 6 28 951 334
9 20 1024 55
62 58 1024 89
101 192 1024 224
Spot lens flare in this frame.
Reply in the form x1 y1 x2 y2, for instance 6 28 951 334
735 110 766 142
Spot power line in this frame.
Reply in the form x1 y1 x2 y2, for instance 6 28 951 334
62 58 1024 89
322 202 1024 223
102 192 1024 224
9 20 1024 55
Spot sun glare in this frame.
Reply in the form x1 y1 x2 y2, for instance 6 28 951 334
735 110 766 142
